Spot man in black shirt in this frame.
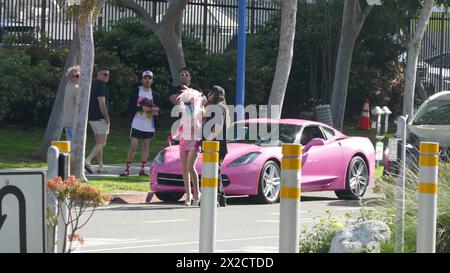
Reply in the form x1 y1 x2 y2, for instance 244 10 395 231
85 67 111 174
168 67 200 106
168 67 202 145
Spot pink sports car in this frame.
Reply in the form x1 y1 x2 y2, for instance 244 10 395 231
150 119 375 204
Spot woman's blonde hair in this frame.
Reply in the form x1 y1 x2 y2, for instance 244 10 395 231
66 65 80 76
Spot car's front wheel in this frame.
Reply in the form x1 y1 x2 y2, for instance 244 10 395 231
154 192 184 202
250 160 281 204
335 156 368 200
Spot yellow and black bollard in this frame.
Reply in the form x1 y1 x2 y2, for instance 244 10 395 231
417 142 439 253
51 141 71 179
199 141 219 253
279 144 302 253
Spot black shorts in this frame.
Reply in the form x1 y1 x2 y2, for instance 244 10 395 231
130 128 155 140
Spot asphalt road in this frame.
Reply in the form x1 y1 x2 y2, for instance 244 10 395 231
75 189 379 253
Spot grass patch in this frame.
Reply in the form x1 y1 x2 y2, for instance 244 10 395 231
0 126 48 169
0 122 169 169
375 166 384 179
343 122 396 144
87 176 150 193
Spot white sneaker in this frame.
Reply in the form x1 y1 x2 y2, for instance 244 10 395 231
97 166 108 173
84 162 93 174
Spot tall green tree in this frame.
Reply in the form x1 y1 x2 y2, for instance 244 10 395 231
330 0 377 130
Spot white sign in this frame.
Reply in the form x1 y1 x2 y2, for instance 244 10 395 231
376 142 384 161
371 121 376 129
388 138 399 162
0 170 46 253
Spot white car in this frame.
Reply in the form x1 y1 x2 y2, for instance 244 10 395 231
408 91 450 160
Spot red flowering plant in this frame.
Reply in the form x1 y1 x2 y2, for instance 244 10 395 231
47 176 109 253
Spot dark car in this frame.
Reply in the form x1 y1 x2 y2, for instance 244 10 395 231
0 19 36 44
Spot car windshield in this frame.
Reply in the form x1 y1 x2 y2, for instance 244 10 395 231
228 123 302 146
412 99 450 125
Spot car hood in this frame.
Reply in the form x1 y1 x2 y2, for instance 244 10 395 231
408 125 450 146
224 143 270 161
162 143 275 165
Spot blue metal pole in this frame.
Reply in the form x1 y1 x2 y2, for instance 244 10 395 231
236 0 246 121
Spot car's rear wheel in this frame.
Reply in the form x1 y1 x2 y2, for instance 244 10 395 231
155 192 184 202
250 160 281 204
335 156 368 200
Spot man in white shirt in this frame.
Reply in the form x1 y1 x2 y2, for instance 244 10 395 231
63 65 80 141
121 70 160 176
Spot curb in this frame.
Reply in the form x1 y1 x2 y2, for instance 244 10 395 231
107 191 154 204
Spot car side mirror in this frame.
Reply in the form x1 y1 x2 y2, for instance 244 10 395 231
303 138 325 153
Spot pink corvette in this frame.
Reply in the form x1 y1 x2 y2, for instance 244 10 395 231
150 119 375 204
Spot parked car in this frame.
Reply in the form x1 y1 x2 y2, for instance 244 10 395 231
0 19 37 44
150 119 376 204
408 91 450 158
384 91 450 175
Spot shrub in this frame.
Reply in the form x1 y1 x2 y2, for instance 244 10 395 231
47 176 108 253
374 161 450 252
299 207 394 253
0 48 62 125
299 210 346 253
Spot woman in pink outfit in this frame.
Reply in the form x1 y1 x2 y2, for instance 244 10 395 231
176 88 206 206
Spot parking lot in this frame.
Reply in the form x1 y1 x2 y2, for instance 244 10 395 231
74 189 378 253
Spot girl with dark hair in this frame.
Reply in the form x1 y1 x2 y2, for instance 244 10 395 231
203 85 229 207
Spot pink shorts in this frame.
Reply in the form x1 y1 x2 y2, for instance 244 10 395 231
179 139 201 153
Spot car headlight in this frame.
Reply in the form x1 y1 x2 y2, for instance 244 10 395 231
153 149 166 165
228 152 261 167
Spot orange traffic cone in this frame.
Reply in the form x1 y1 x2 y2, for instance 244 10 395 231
358 98 370 130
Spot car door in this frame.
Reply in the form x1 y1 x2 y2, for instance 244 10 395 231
300 125 343 190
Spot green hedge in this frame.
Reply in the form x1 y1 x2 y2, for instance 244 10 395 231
0 47 63 125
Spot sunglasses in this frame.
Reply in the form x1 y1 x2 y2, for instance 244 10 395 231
180 73 190 77
72 74 80 78
103 73 110 76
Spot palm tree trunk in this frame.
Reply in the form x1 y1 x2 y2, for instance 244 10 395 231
403 0 434 118
71 11 94 182
267 0 297 119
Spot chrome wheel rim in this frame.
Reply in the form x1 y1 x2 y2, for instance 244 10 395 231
349 159 368 196
262 163 281 202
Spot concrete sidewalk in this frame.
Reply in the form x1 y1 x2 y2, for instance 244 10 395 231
86 163 156 205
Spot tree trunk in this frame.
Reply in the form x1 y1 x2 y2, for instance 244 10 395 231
267 0 297 119
403 0 434 118
330 0 372 130
71 11 94 182
330 27 357 130
32 31 80 160
157 28 186 85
